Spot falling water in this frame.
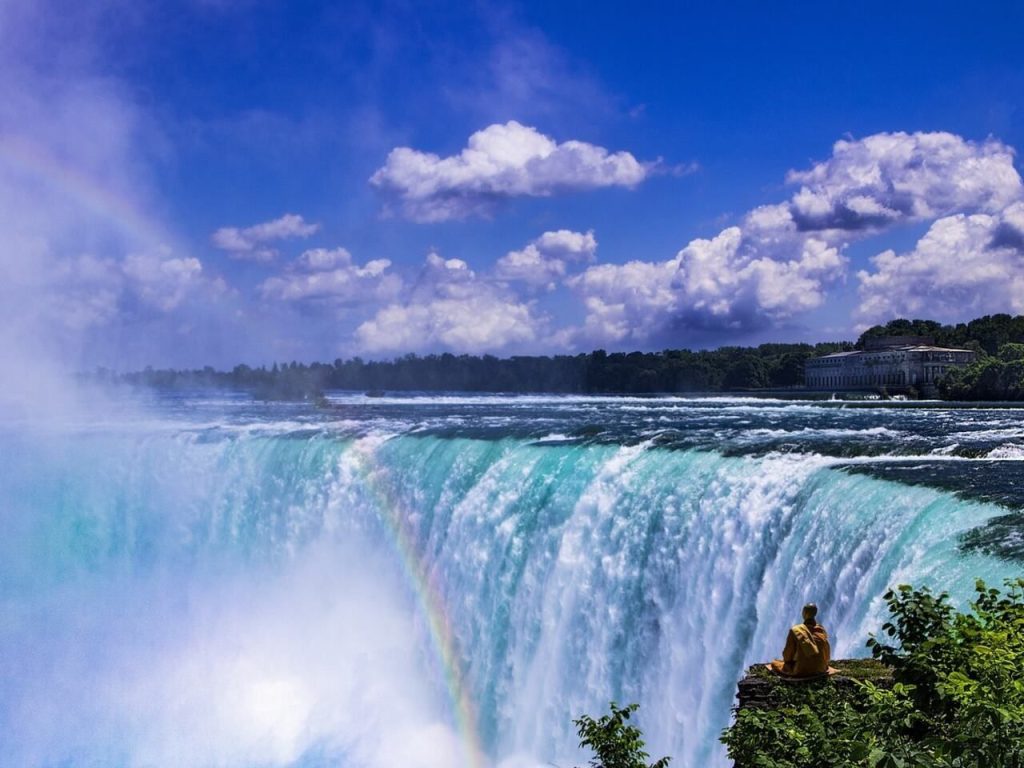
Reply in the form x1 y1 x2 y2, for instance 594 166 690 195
0 393 1019 767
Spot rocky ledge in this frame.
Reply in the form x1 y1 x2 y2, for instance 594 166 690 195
736 658 893 710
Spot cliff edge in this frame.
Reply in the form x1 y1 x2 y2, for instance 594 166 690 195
736 658 893 710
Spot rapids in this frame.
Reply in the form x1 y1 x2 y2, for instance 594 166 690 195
1 392 1021 767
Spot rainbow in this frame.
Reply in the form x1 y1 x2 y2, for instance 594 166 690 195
2 130 487 762
0 132 172 249
348 438 487 768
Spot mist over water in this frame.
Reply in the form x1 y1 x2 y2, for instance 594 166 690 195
1 393 1020 767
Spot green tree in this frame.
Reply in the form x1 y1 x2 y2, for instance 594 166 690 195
724 355 770 389
857 319 944 347
999 343 1024 362
722 580 1024 767
769 351 810 388
941 355 1024 400
574 702 670 768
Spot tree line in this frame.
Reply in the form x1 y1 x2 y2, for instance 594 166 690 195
117 342 853 397
113 313 1024 399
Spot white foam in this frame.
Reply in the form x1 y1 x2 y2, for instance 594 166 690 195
739 426 903 440
987 443 1024 459
531 433 573 443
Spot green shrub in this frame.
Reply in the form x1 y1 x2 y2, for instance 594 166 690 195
721 580 1024 767
998 343 1024 362
574 702 670 768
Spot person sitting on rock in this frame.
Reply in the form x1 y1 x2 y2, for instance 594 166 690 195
768 603 835 678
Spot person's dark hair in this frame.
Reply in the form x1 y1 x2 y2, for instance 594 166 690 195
802 603 818 625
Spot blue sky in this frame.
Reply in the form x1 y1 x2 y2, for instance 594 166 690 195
3 0 1024 369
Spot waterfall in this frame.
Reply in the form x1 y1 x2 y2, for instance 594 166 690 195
0 423 1014 768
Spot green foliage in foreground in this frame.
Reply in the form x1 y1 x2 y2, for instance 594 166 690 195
721 580 1024 767
574 702 670 768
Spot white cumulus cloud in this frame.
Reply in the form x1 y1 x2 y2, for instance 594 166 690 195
857 202 1024 323
567 131 1024 345
356 252 545 353
569 225 846 345
370 122 650 222
674 229 843 318
495 229 596 290
567 256 682 343
533 229 598 260
212 214 320 261
785 132 1021 232
260 247 401 304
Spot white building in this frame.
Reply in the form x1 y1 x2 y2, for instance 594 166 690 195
804 336 976 392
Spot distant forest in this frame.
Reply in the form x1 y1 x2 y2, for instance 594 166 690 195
114 313 1024 400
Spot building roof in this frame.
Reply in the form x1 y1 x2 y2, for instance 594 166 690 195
899 345 976 353
863 335 935 350
809 344 975 361
812 351 862 359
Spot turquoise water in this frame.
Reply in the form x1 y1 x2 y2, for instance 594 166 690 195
0 391 1021 767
